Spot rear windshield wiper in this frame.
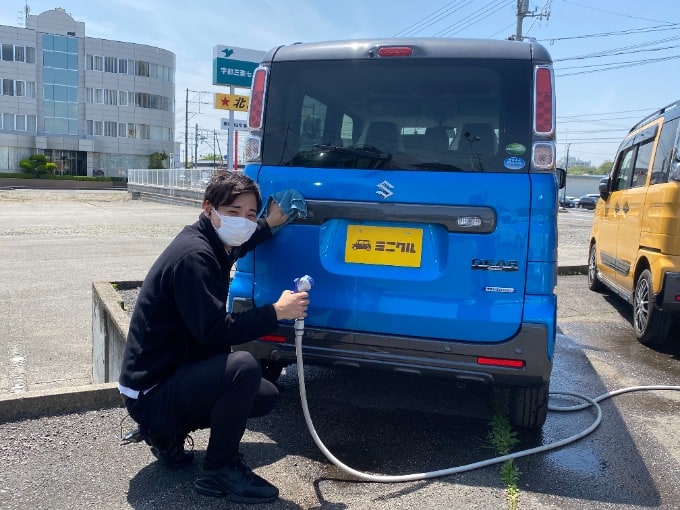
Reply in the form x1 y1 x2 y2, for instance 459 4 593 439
313 144 391 159
283 144 391 166
411 162 466 171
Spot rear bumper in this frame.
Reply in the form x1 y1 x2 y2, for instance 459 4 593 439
234 322 553 388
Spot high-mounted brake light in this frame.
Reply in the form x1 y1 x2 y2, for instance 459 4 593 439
377 46 413 57
248 67 268 130
534 65 554 135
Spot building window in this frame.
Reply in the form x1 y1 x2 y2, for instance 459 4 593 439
14 46 24 62
88 55 104 71
118 90 128 106
118 122 127 137
87 120 103 136
135 92 150 108
135 60 149 77
118 58 127 74
104 89 117 105
26 47 35 63
3 113 14 130
104 56 117 73
3 79 14 96
43 35 79 135
15 81 25 96
104 121 118 137
26 81 36 98
2 44 13 61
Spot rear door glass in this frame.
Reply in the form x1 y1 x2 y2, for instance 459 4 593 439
262 58 531 173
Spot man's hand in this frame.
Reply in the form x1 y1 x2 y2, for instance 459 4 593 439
273 290 309 320
265 201 290 229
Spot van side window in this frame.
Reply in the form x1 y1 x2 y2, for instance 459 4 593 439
613 147 636 191
632 140 654 188
650 117 679 185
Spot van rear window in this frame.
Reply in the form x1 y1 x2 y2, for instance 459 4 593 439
261 59 532 172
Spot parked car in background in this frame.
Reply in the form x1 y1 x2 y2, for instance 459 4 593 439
588 99 680 346
577 193 599 210
559 195 577 208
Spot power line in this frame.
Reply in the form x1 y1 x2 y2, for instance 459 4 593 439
539 23 680 43
434 0 512 37
556 54 680 76
393 0 471 37
560 0 679 25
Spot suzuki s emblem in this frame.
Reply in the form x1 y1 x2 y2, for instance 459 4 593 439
376 180 394 199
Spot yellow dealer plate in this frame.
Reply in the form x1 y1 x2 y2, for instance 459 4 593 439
344 225 423 267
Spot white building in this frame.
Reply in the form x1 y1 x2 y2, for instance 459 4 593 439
0 8 175 177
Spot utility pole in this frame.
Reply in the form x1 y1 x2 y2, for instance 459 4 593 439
515 0 529 40
515 0 550 41
184 88 189 168
194 123 199 167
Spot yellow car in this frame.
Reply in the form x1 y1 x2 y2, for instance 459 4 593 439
588 100 680 345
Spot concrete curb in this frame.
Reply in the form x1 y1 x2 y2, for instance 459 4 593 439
0 382 122 424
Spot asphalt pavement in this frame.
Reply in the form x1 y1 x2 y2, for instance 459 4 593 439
0 190 594 509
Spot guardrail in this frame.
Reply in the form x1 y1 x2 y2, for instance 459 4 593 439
127 168 220 190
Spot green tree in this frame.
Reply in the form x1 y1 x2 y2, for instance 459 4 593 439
567 164 597 175
148 151 169 169
597 160 613 174
18 154 49 178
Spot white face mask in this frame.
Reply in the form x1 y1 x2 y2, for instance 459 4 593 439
212 209 258 247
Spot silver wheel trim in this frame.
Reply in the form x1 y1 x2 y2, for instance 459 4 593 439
634 276 650 335
588 246 597 283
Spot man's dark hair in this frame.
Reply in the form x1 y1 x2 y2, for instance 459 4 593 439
204 171 262 212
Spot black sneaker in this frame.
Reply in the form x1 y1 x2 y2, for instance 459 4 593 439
194 454 279 503
148 433 194 469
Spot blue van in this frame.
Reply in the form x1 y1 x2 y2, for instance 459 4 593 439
230 38 565 430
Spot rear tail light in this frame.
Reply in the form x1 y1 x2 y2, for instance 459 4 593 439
248 67 268 130
532 65 555 171
534 65 554 135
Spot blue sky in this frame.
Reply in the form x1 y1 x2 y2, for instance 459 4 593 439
2 0 679 167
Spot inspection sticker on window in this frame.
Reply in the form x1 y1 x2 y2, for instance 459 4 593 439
344 225 423 267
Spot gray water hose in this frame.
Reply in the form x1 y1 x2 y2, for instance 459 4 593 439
293 320 680 482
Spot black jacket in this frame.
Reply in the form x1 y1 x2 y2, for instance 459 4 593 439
119 213 277 393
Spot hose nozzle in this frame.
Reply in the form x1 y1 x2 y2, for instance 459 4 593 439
293 275 314 293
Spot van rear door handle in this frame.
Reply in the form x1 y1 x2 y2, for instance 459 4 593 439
623 203 629 213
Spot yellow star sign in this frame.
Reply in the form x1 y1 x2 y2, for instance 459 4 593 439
215 93 250 111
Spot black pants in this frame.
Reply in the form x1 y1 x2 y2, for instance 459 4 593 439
126 351 279 469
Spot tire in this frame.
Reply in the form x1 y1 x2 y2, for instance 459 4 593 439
260 360 285 383
508 383 549 431
633 269 673 345
587 243 605 292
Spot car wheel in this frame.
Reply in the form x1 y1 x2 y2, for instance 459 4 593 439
508 383 548 431
260 360 285 383
587 243 605 292
633 269 673 345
